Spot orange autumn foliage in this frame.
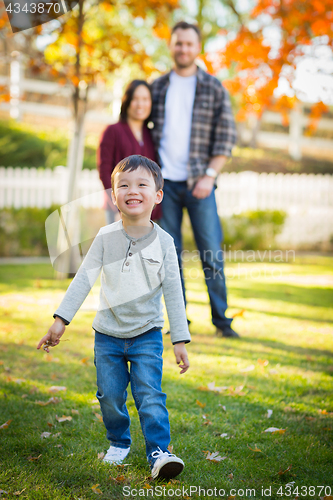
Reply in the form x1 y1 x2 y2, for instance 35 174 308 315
211 0 332 125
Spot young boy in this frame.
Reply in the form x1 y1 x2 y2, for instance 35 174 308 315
37 155 190 480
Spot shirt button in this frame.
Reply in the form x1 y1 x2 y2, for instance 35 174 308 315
132 242 136 246
125 262 129 266
129 253 132 256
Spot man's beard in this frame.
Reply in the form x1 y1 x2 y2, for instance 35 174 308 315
174 55 195 69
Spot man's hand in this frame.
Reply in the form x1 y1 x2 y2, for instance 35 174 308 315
174 343 190 374
191 175 215 199
37 317 66 352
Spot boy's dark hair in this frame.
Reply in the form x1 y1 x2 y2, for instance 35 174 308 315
111 155 164 191
119 80 152 124
171 21 201 41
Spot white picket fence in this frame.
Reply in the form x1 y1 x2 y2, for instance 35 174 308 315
1 166 333 247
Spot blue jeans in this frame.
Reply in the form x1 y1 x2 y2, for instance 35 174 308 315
160 180 232 330
94 329 170 464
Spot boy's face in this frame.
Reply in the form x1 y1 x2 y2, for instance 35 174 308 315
111 167 163 221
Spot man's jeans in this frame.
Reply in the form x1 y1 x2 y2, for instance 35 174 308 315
160 179 232 330
94 329 170 464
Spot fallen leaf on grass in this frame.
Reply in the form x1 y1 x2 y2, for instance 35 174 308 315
115 475 126 482
97 452 105 460
94 413 103 422
278 464 292 475
167 445 173 453
41 432 52 438
49 386 66 393
284 406 296 412
239 364 255 373
71 409 79 415
258 359 269 366
207 382 228 392
264 427 286 434
21 395 28 399
196 400 206 408
319 409 333 416
55 415 72 422
91 484 102 494
53 432 61 438
227 496 236 500
27 455 42 461
266 409 273 418
35 397 62 406
247 444 263 453
13 488 26 496
205 451 227 462
231 309 245 319
218 404 227 412
320 496 333 500
80 357 89 365
0 419 12 430
228 473 234 480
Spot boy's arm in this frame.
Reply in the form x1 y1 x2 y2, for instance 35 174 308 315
161 242 191 346
53 229 104 324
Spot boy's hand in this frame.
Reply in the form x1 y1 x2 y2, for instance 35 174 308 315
174 343 190 374
37 317 66 352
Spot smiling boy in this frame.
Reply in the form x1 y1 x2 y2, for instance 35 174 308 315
37 155 190 479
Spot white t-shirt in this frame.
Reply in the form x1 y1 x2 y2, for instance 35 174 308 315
158 71 197 181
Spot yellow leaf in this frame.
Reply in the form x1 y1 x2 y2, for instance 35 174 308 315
167 444 173 453
196 400 206 408
91 483 102 494
97 452 105 460
55 415 72 422
278 464 292 475
13 488 26 496
258 359 269 366
231 309 245 318
115 475 126 482
0 419 12 430
94 413 103 422
80 357 89 365
247 444 263 453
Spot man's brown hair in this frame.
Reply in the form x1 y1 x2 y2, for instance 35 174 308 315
171 21 201 41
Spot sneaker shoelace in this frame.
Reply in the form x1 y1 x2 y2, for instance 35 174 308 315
151 447 174 462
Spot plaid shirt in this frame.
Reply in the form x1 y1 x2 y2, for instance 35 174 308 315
151 66 237 189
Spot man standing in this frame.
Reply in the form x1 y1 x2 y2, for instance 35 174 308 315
151 21 239 338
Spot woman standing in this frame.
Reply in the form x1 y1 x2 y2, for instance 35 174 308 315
98 80 160 224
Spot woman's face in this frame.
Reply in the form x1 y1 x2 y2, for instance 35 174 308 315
127 85 152 122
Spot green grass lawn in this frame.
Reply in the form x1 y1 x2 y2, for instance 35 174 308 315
0 256 332 500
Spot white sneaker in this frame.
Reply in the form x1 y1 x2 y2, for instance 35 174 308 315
103 445 130 464
151 447 184 479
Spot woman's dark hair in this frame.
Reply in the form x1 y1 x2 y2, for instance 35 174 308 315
119 80 152 123
112 155 164 191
